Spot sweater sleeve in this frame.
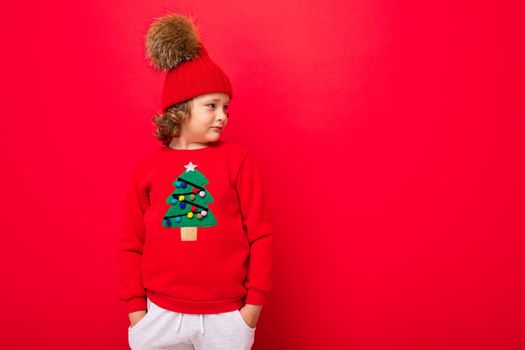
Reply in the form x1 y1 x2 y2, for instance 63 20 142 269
235 152 274 306
118 162 150 313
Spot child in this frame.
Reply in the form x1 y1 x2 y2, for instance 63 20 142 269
118 12 273 350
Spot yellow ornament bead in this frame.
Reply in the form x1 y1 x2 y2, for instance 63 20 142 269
187 212 193 218
179 195 185 201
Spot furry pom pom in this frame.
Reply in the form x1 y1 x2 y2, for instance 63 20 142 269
145 13 202 71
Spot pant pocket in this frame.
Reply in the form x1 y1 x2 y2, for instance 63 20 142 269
128 298 156 334
234 310 256 332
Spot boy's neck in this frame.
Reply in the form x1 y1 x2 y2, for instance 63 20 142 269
169 138 209 150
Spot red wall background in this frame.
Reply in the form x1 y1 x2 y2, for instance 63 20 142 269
4 0 524 349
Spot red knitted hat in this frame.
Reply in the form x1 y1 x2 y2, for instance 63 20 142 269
145 13 233 112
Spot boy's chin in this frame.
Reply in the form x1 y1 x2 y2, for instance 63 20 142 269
207 133 222 141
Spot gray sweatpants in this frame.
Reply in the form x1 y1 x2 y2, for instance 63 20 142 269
128 297 256 350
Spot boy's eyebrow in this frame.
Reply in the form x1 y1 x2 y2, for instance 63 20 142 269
207 98 230 104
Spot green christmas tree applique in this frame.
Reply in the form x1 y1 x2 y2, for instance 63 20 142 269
162 161 217 241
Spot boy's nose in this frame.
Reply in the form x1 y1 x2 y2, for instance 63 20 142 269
217 112 227 121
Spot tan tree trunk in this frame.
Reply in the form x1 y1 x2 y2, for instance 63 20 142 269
180 227 198 241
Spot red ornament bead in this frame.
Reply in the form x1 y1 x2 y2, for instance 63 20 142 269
191 205 197 211
192 188 198 193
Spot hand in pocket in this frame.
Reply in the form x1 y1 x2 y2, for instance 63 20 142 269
239 307 259 329
129 310 147 328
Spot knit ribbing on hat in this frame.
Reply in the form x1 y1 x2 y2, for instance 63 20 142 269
161 46 233 112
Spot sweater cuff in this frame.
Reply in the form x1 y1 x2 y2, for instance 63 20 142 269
245 289 267 306
126 296 147 313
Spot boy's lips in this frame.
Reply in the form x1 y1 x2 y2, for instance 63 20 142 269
211 126 223 131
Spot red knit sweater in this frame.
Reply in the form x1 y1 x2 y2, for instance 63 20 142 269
118 140 273 314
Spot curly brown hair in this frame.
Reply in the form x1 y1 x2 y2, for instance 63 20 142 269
151 99 194 146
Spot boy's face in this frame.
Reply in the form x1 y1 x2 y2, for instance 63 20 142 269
181 92 230 142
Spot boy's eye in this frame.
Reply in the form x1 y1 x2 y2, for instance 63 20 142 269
207 104 230 111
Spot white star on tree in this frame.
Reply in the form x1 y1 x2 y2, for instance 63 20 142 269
184 161 198 172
